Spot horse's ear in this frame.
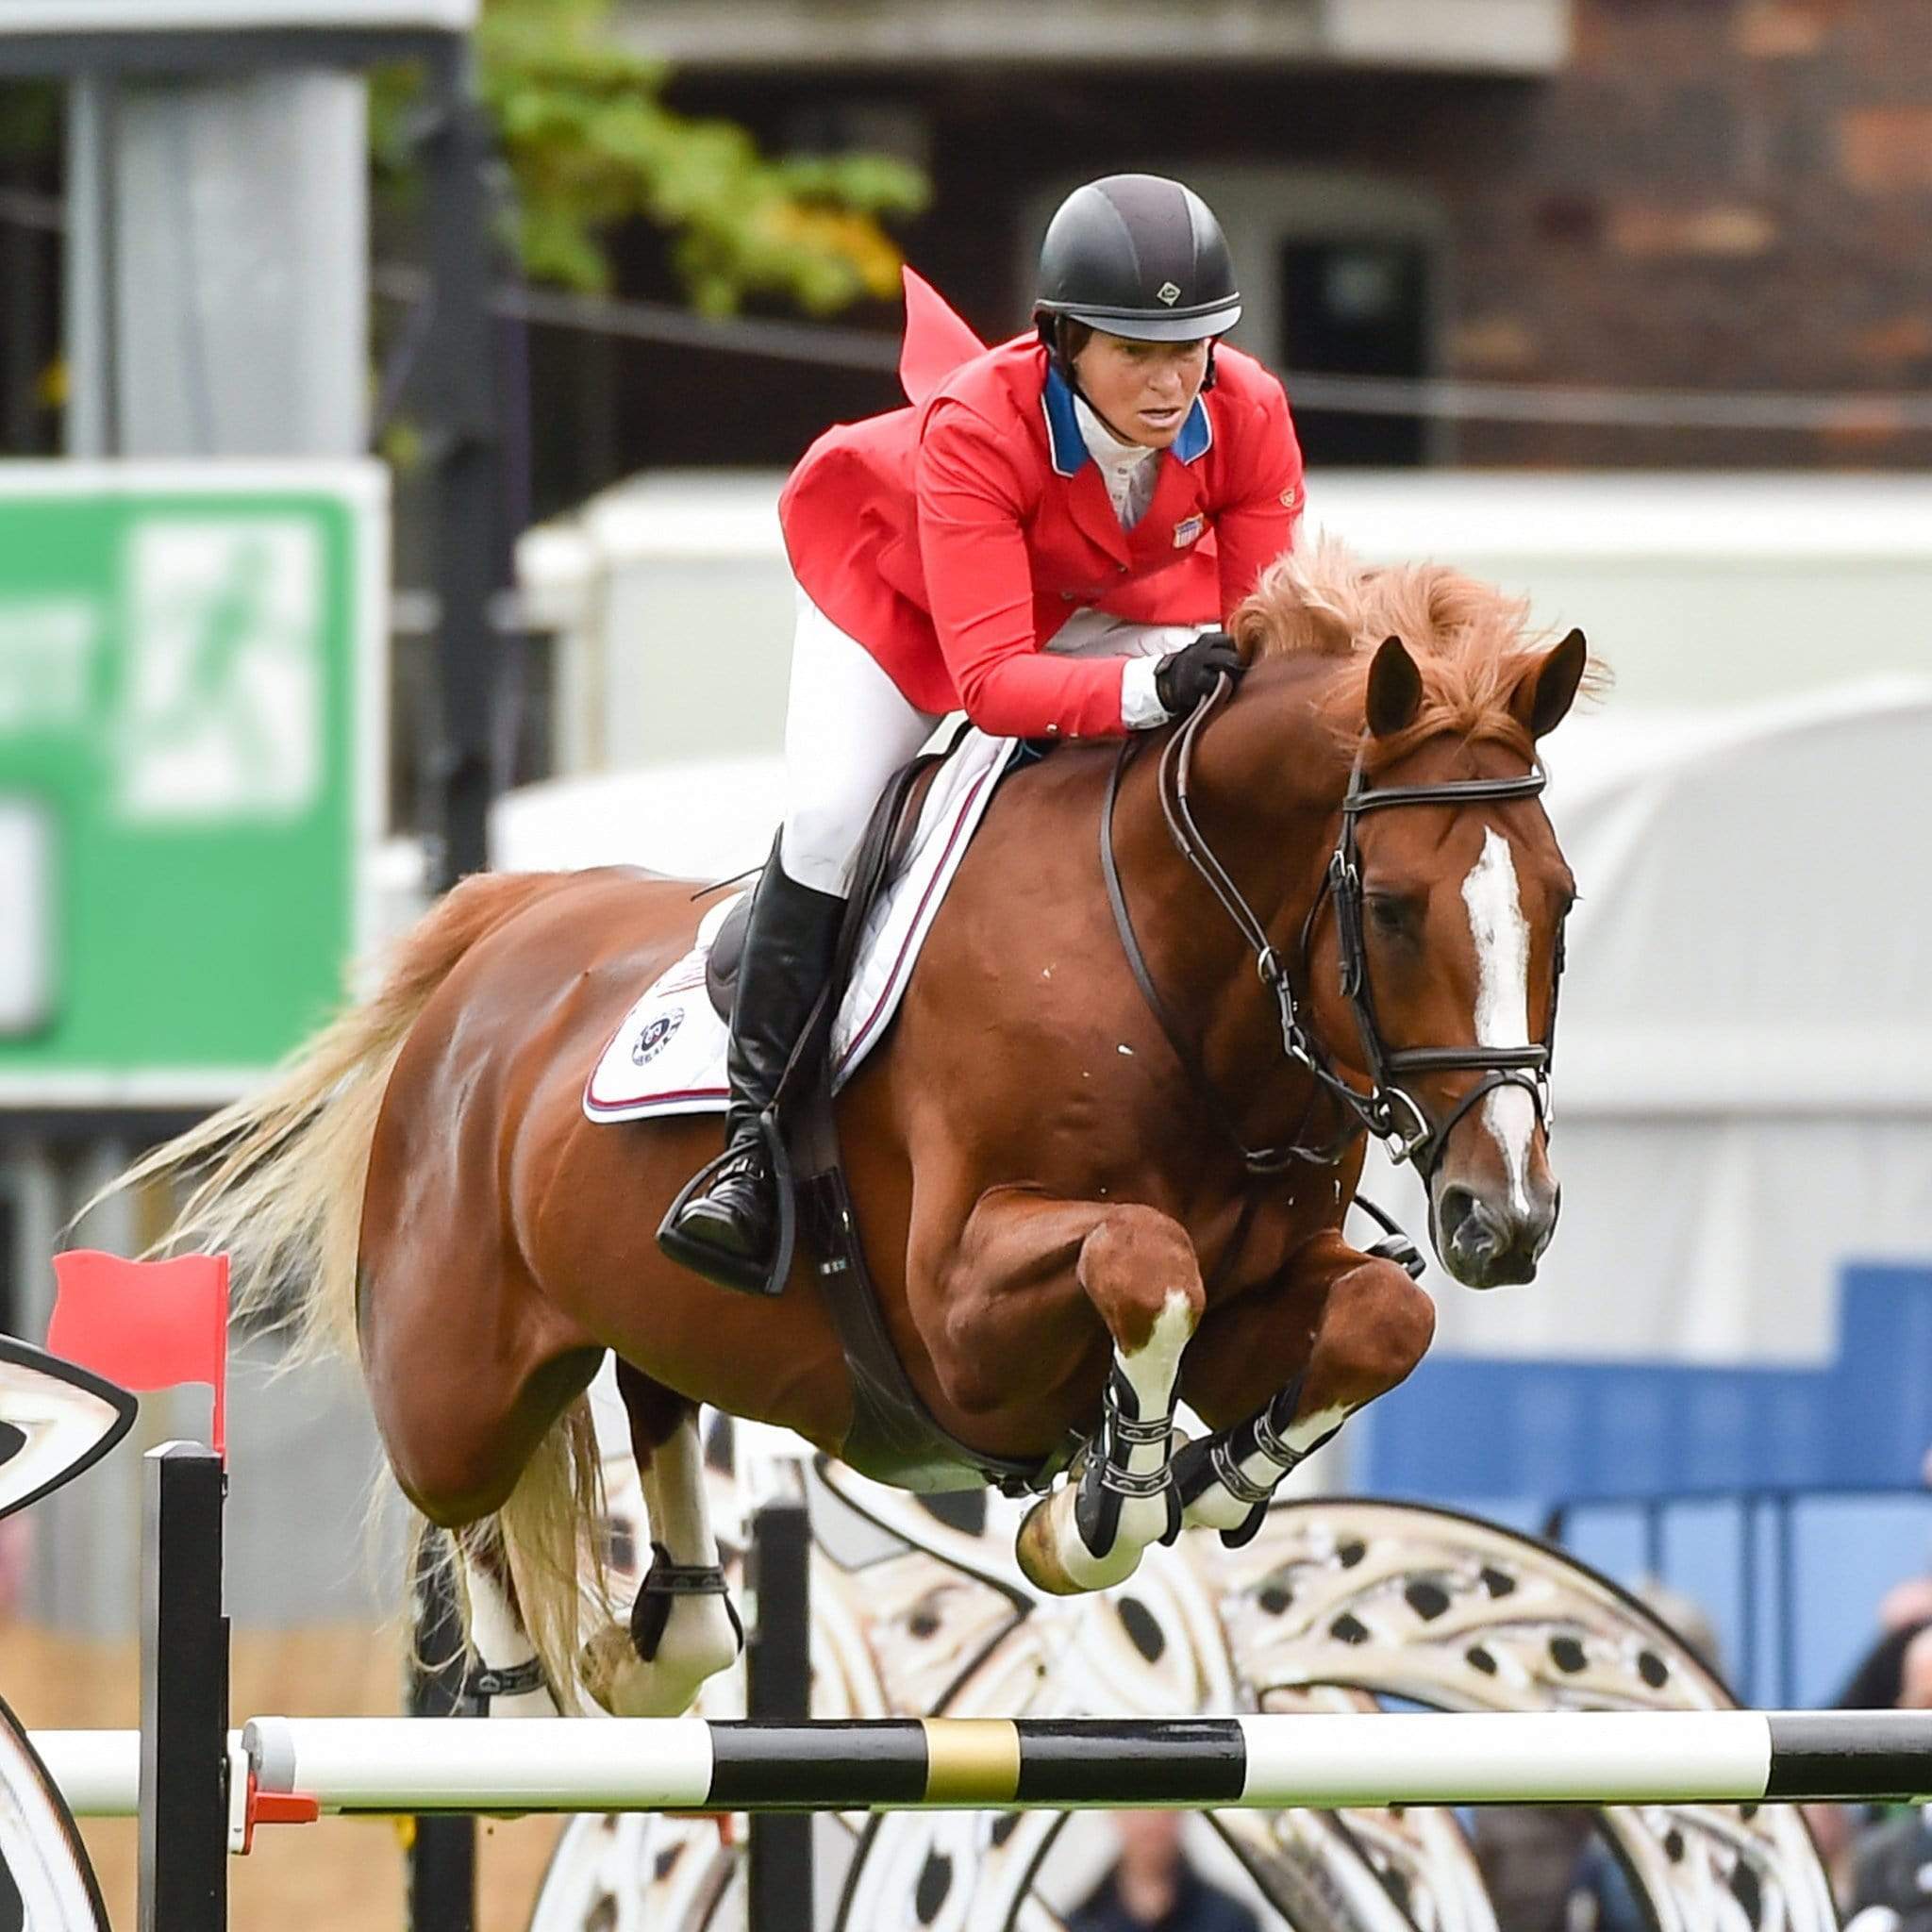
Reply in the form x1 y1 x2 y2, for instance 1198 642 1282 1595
1365 636 1424 739
1513 627 1589 739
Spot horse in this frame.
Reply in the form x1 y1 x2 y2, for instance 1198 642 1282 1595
119 538 1593 1719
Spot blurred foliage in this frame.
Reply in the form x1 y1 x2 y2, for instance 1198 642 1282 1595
375 0 926 312
0 84 58 164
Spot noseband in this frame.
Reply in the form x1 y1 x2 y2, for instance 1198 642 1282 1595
1101 677 1562 1183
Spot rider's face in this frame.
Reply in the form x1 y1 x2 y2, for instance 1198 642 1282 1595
1071 332 1212 449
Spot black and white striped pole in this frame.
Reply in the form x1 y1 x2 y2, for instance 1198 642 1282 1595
233 1709 1932 1816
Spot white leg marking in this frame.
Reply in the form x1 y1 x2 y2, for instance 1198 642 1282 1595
1024 1288 1197 1593
1116 1290 1196 1437
641 1412 723 1572
1460 827 1536 1217
591 1413 741 1718
461 1545 559 1718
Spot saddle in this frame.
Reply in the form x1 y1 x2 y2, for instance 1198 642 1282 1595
699 738 1082 1499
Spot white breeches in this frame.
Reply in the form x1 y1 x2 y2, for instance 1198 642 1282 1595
778 580 1203 897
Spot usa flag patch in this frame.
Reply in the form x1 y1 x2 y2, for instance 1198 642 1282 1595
1173 514 1205 548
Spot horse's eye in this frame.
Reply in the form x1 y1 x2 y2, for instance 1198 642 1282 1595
1366 894 1417 938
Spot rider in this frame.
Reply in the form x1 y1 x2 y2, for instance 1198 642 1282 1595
661 172 1307 1293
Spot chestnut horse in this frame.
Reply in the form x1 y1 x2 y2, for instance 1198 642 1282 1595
124 541 1591 1717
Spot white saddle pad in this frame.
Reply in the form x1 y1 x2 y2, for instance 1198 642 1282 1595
584 731 1018 1123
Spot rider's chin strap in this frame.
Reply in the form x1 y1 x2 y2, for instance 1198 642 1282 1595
1038 315 1221 404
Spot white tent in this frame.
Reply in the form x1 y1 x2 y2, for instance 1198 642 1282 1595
1366 676 1932 1373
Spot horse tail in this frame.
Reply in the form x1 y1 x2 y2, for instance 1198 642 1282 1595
107 872 569 1366
107 868 606 1710
435 1399 606 1717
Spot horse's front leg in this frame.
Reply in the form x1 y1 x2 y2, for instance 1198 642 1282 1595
1174 1232 1435 1545
929 1190 1204 1597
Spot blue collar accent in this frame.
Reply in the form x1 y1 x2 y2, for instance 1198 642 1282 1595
1041 365 1088 476
1173 394 1212 464
1041 366 1212 472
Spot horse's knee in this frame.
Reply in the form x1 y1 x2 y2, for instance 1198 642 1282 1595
1076 1205 1204 1352
1310 1262 1436 1407
929 1344 1004 1419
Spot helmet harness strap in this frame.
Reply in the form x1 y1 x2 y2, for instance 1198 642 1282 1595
1036 315 1221 403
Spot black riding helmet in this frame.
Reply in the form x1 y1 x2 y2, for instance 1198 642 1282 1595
1033 174 1242 343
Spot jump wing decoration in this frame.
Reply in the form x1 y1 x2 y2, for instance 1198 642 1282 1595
0 1339 134 1930
0 1337 137 1525
0 1693 112 1932
531 1438 1835 1932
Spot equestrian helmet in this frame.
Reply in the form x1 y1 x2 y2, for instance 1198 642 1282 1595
1033 174 1242 342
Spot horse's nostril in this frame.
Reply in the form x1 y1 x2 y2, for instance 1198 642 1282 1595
1438 1185 1509 1271
1459 1220 1503 1264
1435 1184 1479 1243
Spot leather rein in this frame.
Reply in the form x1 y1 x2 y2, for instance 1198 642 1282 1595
1101 675 1561 1187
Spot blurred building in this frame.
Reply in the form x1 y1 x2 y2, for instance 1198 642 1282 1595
3 0 1931 1650
515 0 1932 501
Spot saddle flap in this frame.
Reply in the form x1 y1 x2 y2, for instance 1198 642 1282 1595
704 896 751 1023
706 746 953 1029
586 729 1020 1125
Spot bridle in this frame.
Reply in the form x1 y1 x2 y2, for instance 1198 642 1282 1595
1101 677 1563 1185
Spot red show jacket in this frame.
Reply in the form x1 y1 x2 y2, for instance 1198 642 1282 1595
777 273 1305 739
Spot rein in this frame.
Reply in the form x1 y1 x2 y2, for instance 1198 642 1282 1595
1102 675 1561 1186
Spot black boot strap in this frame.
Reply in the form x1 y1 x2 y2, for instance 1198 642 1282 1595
640 1547 731 1597
1097 1461 1176 1500
462 1657 547 1702
1208 1437 1280 1508
1250 1400 1303 1472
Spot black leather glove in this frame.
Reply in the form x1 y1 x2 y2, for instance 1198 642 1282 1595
1153 630 1244 718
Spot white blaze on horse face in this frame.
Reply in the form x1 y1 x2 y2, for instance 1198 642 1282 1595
1460 828 1536 1216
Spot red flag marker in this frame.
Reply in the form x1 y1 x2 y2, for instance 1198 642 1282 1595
46 1250 230 1459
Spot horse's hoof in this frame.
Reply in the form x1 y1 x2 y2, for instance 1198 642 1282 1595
1016 1491 1152 1595
577 1621 637 1716
1016 1495 1084 1594
578 1596 743 1719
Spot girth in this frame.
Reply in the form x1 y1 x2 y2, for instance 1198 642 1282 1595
772 737 1081 1496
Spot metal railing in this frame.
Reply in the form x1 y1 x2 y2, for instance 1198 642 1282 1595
1546 1483 1932 1709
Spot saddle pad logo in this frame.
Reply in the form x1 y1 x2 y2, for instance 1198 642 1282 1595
633 1008 684 1064
1173 514 1205 548
1157 280 1182 307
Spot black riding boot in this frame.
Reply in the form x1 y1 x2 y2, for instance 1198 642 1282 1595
658 852 844 1292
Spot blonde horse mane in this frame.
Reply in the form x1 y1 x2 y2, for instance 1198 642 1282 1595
1229 532 1607 765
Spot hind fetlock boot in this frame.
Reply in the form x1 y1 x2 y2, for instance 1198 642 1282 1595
660 853 844 1291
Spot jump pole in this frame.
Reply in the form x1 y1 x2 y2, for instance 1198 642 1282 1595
141 1441 229 1932
745 1499 814 1932
43 1712 1932 1820
234 1710 1932 1816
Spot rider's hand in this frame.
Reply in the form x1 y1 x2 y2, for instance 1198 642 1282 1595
1154 630 1244 718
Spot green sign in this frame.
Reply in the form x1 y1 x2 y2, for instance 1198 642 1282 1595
0 463 386 1107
